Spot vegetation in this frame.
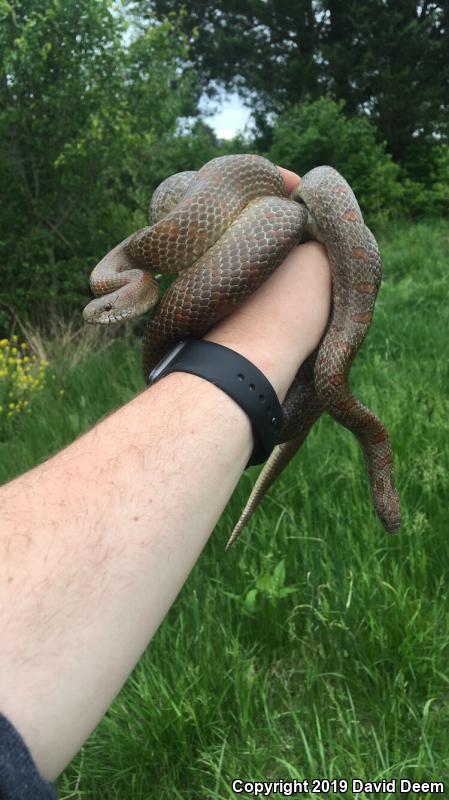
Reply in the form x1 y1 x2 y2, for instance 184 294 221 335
0 0 202 328
1 0 448 796
0 335 49 424
1 1 448 334
1 218 448 798
268 98 402 225
147 0 449 169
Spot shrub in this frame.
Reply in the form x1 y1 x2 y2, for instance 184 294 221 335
399 143 449 218
268 97 403 225
0 336 50 437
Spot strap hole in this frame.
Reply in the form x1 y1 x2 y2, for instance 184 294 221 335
237 373 245 381
259 394 265 402
249 383 255 391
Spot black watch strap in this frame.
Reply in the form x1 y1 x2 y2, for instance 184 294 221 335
147 339 283 467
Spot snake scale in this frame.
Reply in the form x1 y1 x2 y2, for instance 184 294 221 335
83 154 401 546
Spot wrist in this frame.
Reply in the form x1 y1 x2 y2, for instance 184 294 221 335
204 241 331 401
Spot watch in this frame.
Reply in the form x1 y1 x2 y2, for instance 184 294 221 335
147 339 283 467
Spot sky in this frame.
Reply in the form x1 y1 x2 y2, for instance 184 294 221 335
199 90 252 139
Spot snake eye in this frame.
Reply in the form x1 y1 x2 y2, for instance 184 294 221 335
104 303 112 311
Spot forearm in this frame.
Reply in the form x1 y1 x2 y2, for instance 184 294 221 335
1 368 253 782
0 241 330 781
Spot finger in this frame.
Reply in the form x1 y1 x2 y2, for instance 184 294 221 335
277 166 301 193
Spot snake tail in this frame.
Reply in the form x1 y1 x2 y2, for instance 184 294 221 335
226 353 324 548
225 437 306 550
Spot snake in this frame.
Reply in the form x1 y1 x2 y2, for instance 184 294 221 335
83 154 401 547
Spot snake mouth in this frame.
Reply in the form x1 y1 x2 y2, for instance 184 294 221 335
83 306 132 325
82 294 123 324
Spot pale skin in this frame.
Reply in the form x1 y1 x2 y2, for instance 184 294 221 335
0 168 331 782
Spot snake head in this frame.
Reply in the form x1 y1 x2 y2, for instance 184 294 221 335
83 233 160 325
82 293 130 324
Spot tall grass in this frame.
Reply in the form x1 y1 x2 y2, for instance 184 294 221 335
1 218 448 799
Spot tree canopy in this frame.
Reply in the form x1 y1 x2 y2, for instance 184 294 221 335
0 0 447 332
0 0 198 325
147 0 449 167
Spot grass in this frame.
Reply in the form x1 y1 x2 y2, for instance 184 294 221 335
1 217 448 799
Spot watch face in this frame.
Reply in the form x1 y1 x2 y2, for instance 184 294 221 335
148 340 188 383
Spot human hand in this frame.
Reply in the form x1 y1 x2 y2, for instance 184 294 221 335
204 166 331 402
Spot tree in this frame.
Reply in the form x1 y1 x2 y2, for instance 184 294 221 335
268 98 402 224
146 0 449 168
0 0 198 328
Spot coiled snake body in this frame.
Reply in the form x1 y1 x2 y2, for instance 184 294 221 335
83 154 401 545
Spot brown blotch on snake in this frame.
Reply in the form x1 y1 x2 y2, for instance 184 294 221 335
343 209 360 222
355 282 377 294
83 154 401 547
352 311 373 323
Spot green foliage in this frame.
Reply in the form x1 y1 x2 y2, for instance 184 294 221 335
148 0 449 168
269 97 449 224
399 143 449 219
225 556 298 618
1 0 448 342
1 219 448 797
132 120 228 212
0 0 203 331
268 97 403 225
2 1 447 340
0 335 49 436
